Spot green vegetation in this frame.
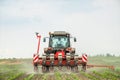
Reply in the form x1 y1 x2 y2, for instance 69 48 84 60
55 72 62 80
24 74 34 80
88 56 120 69
82 70 120 80
0 56 120 80
0 64 23 80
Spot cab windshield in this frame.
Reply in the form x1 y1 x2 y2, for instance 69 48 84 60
50 36 69 48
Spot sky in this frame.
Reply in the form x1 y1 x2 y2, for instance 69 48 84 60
0 0 120 58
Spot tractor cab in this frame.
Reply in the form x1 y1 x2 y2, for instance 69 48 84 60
43 31 76 53
49 31 71 50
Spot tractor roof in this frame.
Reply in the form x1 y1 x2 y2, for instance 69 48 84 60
50 31 70 36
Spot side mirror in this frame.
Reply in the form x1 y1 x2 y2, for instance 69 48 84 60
74 37 77 42
43 38 46 42
35 32 39 36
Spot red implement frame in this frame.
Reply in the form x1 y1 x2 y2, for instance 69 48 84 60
33 32 114 72
87 64 115 70
36 32 41 54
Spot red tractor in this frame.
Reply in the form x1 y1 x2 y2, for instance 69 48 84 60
33 31 87 72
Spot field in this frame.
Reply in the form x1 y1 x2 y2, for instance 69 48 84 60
0 56 120 80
